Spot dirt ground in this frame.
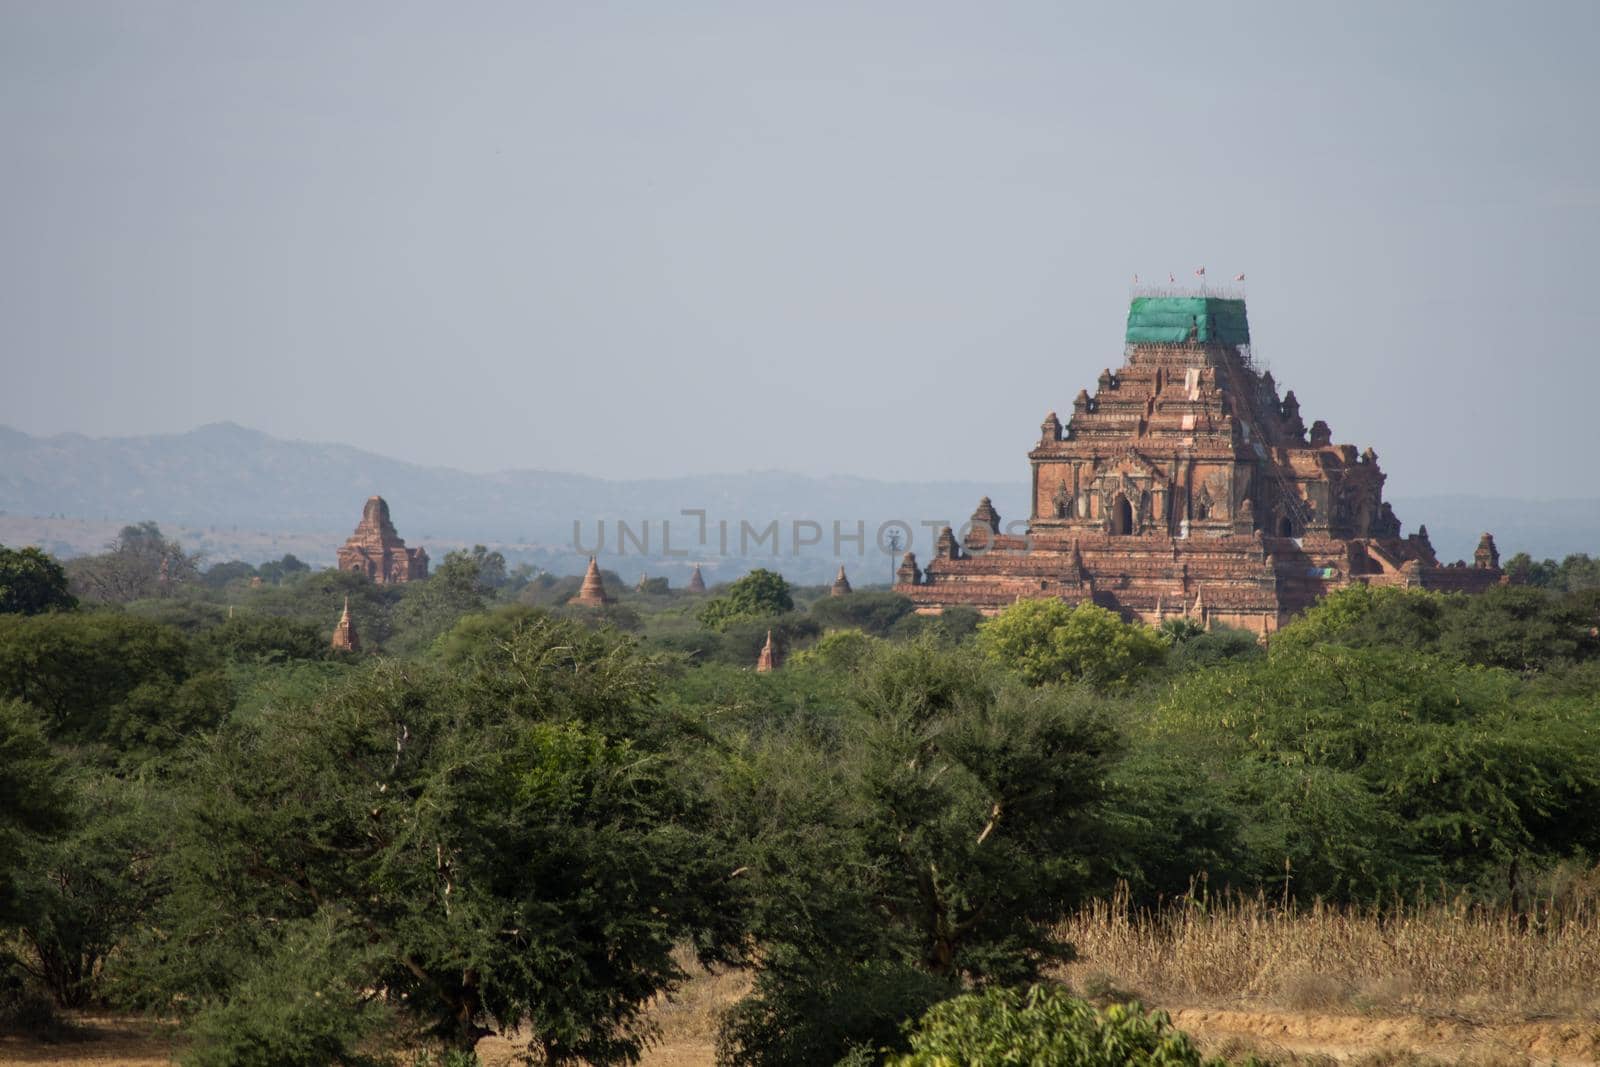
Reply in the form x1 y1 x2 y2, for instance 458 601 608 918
4 972 1597 1067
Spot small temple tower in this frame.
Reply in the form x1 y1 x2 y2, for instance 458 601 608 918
573 557 612 607
756 630 780 673
330 597 360 652
686 564 707 593
831 566 853 597
336 496 429 583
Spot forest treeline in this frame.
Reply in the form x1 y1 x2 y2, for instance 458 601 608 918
0 527 1597 1065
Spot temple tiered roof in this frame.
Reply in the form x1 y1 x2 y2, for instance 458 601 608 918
335 496 428 583
897 292 1502 635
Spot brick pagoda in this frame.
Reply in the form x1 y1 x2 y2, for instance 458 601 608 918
336 496 429 583
896 293 1503 636
831 566 853 597
330 597 359 652
572 557 613 607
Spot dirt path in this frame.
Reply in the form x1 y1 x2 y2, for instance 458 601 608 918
4 1001 1596 1066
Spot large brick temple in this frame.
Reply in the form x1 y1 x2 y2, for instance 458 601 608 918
336 495 429 583
895 293 1503 635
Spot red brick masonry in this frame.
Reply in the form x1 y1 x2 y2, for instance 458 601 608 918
896 326 1501 636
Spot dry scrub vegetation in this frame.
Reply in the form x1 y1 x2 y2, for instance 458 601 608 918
1054 881 1600 1021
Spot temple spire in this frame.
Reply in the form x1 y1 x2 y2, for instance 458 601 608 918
331 596 360 652
831 565 852 597
573 556 612 607
756 630 780 673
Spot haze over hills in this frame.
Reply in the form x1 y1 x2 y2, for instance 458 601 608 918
0 422 1020 583
1 423 1594 582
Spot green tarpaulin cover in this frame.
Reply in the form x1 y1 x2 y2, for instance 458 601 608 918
1125 297 1250 344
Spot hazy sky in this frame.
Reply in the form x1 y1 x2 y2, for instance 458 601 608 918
4 1 1598 500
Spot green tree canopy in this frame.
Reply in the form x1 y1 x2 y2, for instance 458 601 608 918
806 590 916 636
0 613 231 758
975 599 1166 688
698 568 795 631
137 615 738 1063
0 700 71 927
1155 644 1600 896
0 546 77 615
712 641 1120 1063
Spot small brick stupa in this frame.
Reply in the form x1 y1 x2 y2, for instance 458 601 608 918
336 496 429 583
573 557 612 607
756 630 780 673
830 565 853 596
896 291 1503 636
330 597 359 652
686 564 707 593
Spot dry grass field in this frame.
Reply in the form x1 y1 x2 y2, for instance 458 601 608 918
1053 885 1600 1065
4 895 1597 1066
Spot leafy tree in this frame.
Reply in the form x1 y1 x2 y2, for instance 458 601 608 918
1156 644 1600 897
807 591 915 637
714 614 819 666
386 549 497 655
1099 740 1252 901
1163 622 1262 671
14 774 168 1006
975 600 1166 688
714 642 1119 1062
718 961 953 1067
890 984 1241 1067
1505 552 1600 592
517 570 583 608
1270 584 1443 653
788 628 881 671
123 596 228 634
0 613 231 758
65 522 203 604
139 617 737 1062
698 568 795 631
0 545 77 615
246 566 399 648
180 911 390 1067
464 545 508 591
1439 585 1599 672
0 700 70 927
255 554 310 585
197 614 327 665
200 560 258 589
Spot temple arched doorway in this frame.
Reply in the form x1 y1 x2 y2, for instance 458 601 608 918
1111 494 1134 536
1278 516 1294 537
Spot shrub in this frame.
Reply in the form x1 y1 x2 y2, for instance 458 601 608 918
976 600 1166 688
0 956 62 1039
889 983 1242 1066
788 628 880 671
181 914 389 1067
716 961 954 1067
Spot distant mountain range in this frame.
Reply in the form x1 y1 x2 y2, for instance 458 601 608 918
1 423 1594 582
0 423 1016 584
